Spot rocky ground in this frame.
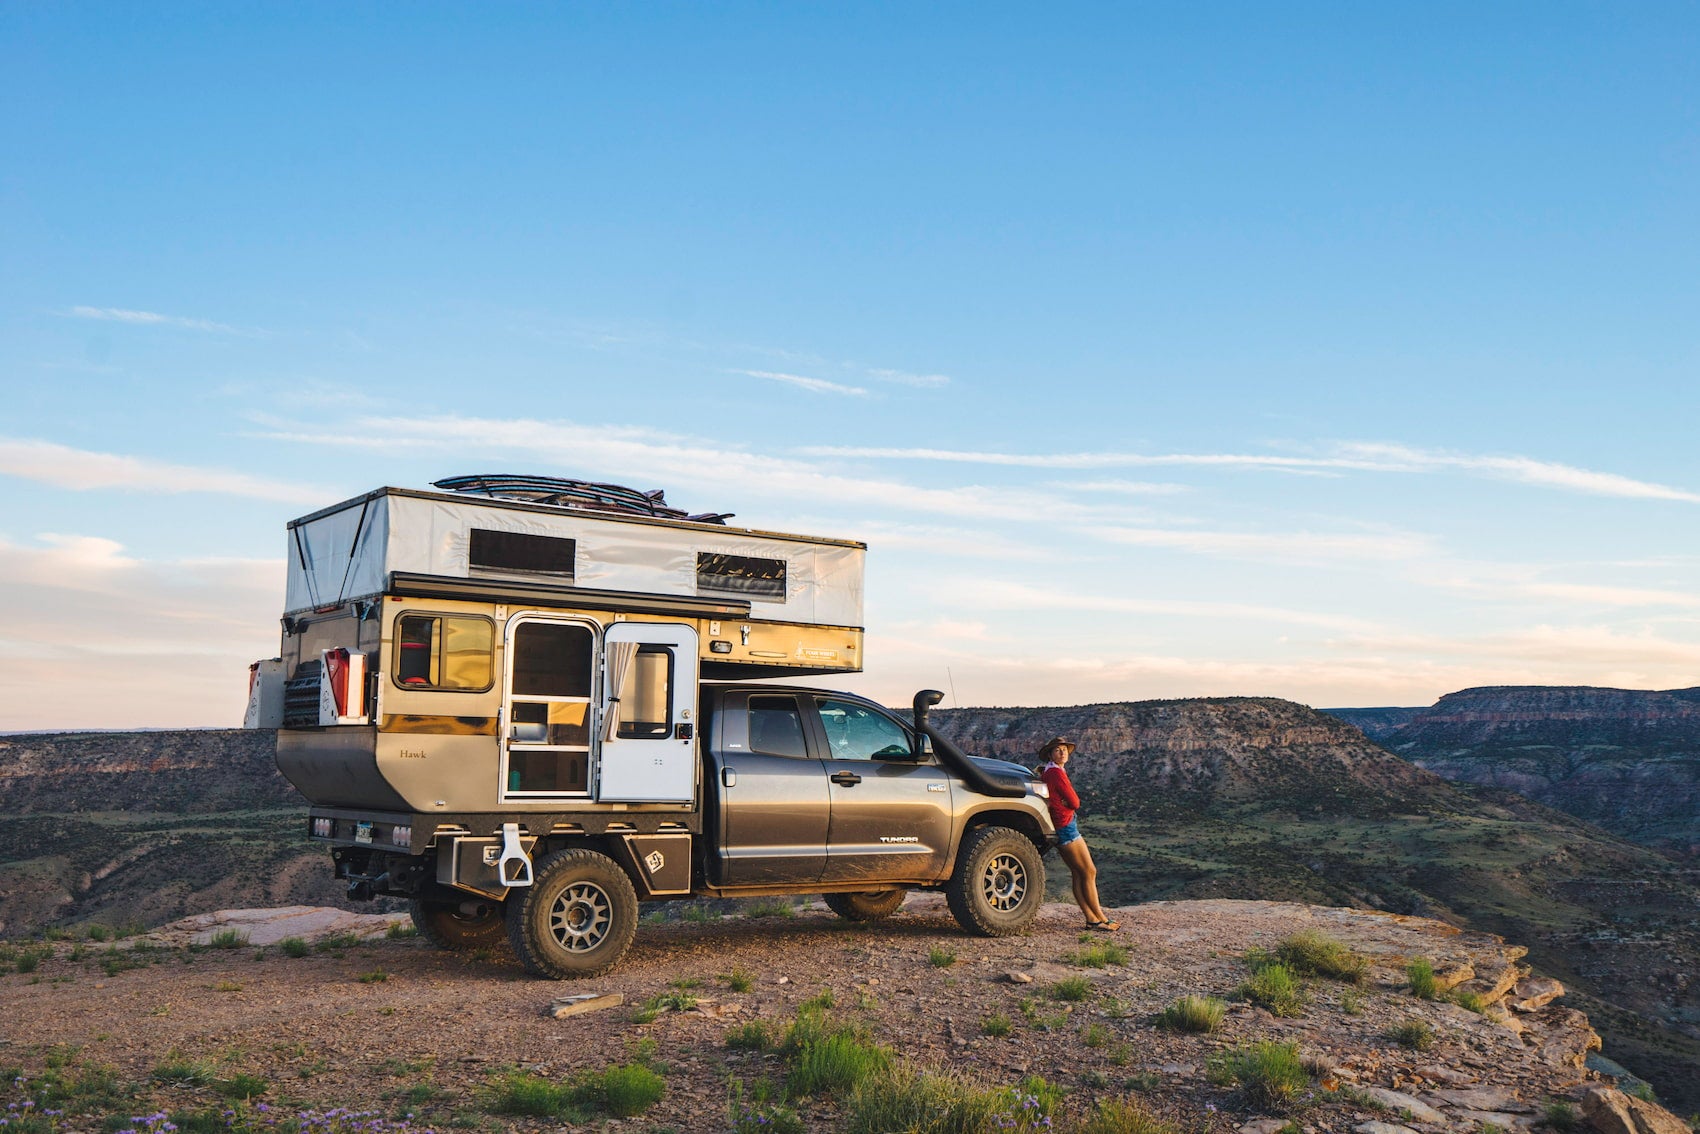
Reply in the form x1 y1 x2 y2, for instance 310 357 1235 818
0 897 1683 1134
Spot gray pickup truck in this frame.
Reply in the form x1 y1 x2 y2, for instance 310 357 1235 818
247 479 1056 978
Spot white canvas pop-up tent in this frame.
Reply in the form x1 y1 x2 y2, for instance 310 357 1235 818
283 486 865 631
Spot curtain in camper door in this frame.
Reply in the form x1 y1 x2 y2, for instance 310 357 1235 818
603 640 640 742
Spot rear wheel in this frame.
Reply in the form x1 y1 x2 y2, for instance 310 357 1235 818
822 890 907 922
945 826 1045 937
506 848 639 978
409 897 508 952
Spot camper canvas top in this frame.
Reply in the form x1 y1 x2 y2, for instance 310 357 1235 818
284 486 866 628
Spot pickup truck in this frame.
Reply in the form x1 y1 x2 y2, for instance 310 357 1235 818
245 479 1055 978
345 684 1054 977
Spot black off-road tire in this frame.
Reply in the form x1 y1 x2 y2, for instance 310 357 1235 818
822 889 907 922
945 826 1045 937
506 847 639 978
409 897 509 952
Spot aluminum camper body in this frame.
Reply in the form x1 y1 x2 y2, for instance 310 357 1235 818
255 486 866 822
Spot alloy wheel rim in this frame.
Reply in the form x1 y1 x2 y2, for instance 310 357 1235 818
981 852 1027 911
549 881 613 952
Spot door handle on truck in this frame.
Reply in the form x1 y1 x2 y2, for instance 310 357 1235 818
830 770 863 787
722 768 737 788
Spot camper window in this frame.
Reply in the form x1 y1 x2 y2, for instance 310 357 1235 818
697 552 787 601
616 645 673 739
393 614 494 691
506 620 594 795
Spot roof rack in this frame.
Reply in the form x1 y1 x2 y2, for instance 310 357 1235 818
431 474 733 525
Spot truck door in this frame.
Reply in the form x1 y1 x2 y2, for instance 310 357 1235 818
715 691 830 886
598 622 698 803
811 696 954 884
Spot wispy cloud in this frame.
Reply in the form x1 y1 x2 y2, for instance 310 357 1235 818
0 438 326 504
66 306 248 335
867 367 950 388
1061 479 1190 496
1090 524 1431 564
735 369 869 397
800 441 1700 503
948 579 1381 632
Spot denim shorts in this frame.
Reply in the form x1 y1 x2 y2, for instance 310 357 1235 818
1054 818 1081 846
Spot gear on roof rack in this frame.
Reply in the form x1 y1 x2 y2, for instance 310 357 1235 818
431 474 733 524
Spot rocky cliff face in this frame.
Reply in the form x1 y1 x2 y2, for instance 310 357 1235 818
0 728 296 812
933 697 1455 818
1326 686 1700 857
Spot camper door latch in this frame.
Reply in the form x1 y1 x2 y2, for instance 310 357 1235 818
675 723 693 740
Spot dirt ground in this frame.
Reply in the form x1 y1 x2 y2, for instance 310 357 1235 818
0 897 1606 1132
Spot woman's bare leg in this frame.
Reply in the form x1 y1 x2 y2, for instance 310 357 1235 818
1058 839 1108 924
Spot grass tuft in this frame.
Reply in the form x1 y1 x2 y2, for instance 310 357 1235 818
927 947 957 968
724 967 755 993
1050 976 1091 1002
279 937 310 959
1273 930 1368 983
1065 942 1130 969
1154 994 1226 1033
208 929 249 950
1078 1097 1179 1134
1406 957 1439 1000
743 897 796 919
1388 1018 1435 1051
1542 1101 1580 1132
1207 1040 1310 1110
385 921 419 940
725 1022 772 1051
981 1013 1013 1038
1237 962 1307 1017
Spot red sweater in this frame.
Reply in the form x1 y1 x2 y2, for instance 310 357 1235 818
1039 763 1080 828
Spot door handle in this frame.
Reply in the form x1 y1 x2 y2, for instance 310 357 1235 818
830 770 863 787
722 767 737 788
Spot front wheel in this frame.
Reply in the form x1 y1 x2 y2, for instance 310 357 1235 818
505 848 639 978
945 826 1045 937
823 890 907 922
409 897 508 952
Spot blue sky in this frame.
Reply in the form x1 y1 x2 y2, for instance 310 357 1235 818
3 3 1698 729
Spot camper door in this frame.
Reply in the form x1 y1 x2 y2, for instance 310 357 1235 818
598 622 698 803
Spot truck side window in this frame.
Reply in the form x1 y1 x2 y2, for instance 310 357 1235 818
394 614 494 691
816 698 914 761
748 694 808 758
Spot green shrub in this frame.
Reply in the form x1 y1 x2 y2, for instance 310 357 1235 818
1079 1097 1178 1134
215 1073 269 1101
841 1066 1057 1134
927 946 957 968
729 1076 803 1134
1406 957 1439 1000
584 1062 666 1117
1339 988 1364 1015
1388 1018 1435 1051
85 924 112 943
358 970 389 984
316 931 360 951
982 1012 1012 1038
485 1070 575 1117
385 921 419 940
1051 976 1091 1002
1624 1081 1657 1103
1208 1041 1309 1110
1542 1101 1580 1132
279 937 310 959
1237 963 1307 1017
800 988 835 1013
725 1022 772 1051
1452 989 1487 1014
208 929 249 950
1274 931 1368 983
744 897 795 919
151 1056 214 1087
1065 942 1130 969
1154 995 1226 1033
724 967 755 993
787 1028 891 1097
1081 1022 1109 1048
15 949 44 975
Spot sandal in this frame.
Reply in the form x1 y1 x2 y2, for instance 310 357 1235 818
1087 920 1120 932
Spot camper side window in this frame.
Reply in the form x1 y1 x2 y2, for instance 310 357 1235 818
393 614 495 691
506 621 594 795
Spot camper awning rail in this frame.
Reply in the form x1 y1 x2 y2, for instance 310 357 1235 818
387 571 755 620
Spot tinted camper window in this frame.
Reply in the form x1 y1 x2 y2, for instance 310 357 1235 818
697 552 786 601
470 529 576 579
393 614 494 691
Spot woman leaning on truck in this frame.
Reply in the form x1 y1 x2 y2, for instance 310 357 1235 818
1037 736 1119 932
